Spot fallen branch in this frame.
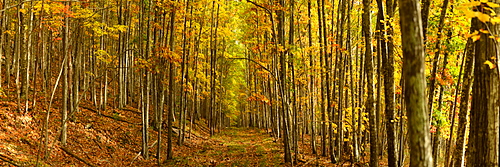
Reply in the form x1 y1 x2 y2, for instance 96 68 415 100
148 140 158 149
186 131 204 139
61 147 96 167
194 122 210 132
101 114 141 125
299 158 315 167
81 106 141 125
128 152 142 167
0 154 21 167
121 108 142 115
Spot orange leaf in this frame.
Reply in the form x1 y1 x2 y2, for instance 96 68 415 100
471 34 481 42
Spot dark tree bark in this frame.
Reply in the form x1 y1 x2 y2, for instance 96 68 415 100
420 0 431 40
276 0 292 161
166 1 177 159
451 39 474 167
466 2 500 166
383 0 398 166
362 0 378 166
307 0 317 155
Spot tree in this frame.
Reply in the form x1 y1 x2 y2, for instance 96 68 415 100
382 0 398 166
362 0 378 166
466 1 500 166
399 0 434 166
167 0 177 159
452 39 474 167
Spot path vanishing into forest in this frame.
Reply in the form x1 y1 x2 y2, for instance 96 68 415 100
165 128 285 166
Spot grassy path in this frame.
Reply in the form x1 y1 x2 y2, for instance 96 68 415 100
166 127 284 166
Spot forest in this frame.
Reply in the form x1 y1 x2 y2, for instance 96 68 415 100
0 0 499 166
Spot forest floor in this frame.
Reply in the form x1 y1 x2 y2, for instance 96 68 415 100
164 127 358 166
0 95 363 167
165 127 284 166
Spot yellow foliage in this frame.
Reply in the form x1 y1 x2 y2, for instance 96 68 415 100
487 2 500 8
19 8 27 14
460 1 500 24
460 1 481 8
479 29 490 34
477 13 491 23
3 30 15 36
492 17 500 24
468 30 481 42
73 6 96 19
468 30 479 37
484 60 496 69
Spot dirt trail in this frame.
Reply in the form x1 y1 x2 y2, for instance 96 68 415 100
166 127 284 166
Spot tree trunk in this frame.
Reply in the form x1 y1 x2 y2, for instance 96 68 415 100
451 39 474 167
420 0 431 41
60 6 70 145
307 0 317 155
399 0 434 166
384 0 398 166
466 3 500 165
277 0 292 161
362 0 378 166
166 1 176 159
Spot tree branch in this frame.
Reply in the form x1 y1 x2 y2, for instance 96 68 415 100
246 0 272 15
0 1 32 13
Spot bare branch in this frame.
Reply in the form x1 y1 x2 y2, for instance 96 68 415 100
246 0 272 15
0 1 32 13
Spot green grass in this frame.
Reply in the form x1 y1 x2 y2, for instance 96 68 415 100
226 144 246 154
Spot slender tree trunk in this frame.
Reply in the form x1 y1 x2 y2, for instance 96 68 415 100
277 0 292 161
288 0 299 160
60 6 70 145
384 0 397 166
445 43 465 167
420 0 431 40
166 1 176 159
362 0 378 166
452 39 474 167
316 0 327 157
307 0 317 155
427 0 450 129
